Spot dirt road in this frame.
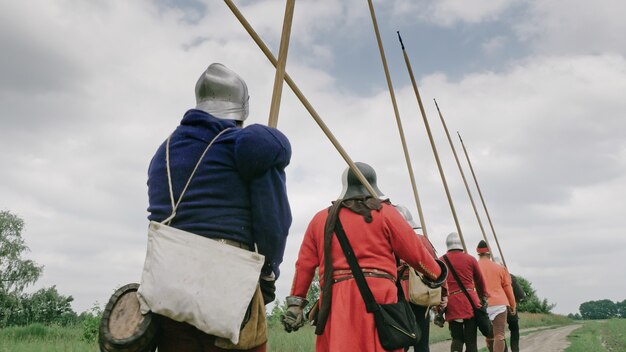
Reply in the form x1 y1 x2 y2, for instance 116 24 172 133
427 324 582 352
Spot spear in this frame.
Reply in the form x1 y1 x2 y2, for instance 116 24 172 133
457 131 508 267
433 99 493 255
267 0 295 128
397 31 466 251
223 0 378 197
366 0 429 237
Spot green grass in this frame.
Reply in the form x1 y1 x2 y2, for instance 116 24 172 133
0 324 98 352
566 319 626 352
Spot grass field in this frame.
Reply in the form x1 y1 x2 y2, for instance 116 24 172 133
565 319 626 352
0 324 98 352
3 314 617 352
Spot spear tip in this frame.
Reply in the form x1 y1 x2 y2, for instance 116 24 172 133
397 31 405 50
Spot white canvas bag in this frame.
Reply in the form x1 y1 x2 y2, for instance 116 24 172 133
137 129 265 344
408 267 442 307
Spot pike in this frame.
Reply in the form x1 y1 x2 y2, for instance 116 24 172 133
223 0 378 197
267 0 295 128
366 0 429 237
433 99 493 255
457 131 508 267
397 31 466 251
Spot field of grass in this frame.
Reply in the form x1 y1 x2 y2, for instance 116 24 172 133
0 324 98 352
566 319 626 352
0 313 581 352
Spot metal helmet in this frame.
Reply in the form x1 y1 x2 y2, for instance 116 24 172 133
338 162 384 199
394 204 420 230
445 232 464 251
195 63 249 121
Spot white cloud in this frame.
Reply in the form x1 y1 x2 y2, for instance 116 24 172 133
391 0 516 26
516 0 626 56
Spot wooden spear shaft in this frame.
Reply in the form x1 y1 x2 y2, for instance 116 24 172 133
397 32 466 251
434 99 492 255
366 0 429 237
223 0 378 197
267 0 295 128
457 131 508 267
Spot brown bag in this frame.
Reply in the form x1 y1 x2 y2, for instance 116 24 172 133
214 285 267 349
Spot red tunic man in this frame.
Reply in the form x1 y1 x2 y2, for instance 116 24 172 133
281 162 447 352
439 232 489 352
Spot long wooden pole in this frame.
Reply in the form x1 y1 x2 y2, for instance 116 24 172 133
396 32 466 251
457 132 508 267
434 99 492 254
223 0 377 197
366 0 429 237
267 0 295 128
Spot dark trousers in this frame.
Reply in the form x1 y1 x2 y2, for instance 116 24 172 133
407 304 430 352
507 312 520 352
156 315 267 352
449 319 478 352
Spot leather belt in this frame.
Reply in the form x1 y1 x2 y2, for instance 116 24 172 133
332 268 395 284
449 287 476 296
215 238 251 251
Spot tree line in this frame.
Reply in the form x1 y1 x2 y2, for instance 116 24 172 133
0 210 96 328
568 299 626 320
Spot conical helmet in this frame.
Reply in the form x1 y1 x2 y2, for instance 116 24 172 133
394 204 420 230
338 162 384 199
195 63 249 121
445 232 464 251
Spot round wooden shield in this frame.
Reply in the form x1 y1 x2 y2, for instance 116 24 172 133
99 283 158 352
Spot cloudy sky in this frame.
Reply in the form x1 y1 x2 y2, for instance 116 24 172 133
2 0 625 316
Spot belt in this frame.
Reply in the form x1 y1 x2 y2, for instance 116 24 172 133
332 268 395 284
215 238 251 251
449 287 476 296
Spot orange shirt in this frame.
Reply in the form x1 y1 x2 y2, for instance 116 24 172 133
477 256 516 310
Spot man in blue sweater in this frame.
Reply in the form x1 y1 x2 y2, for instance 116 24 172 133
147 63 292 351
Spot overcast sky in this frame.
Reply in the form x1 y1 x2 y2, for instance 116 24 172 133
2 0 626 316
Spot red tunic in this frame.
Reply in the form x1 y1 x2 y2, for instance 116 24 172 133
439 250 488 321
290 203 442 352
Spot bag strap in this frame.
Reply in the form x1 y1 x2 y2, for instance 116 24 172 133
162 128 231 225
442 255 478 310
334 218 406 313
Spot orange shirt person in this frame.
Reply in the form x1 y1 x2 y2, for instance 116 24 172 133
476 240 516 352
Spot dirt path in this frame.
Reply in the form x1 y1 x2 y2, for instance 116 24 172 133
427 324 582 352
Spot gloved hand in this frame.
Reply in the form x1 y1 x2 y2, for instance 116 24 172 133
259 274 276 305
480 296 489 308
420 259 448 289
280 296 308 333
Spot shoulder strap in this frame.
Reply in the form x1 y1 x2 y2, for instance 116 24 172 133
162 128 231 225
334 218 406 313
443 255 478 310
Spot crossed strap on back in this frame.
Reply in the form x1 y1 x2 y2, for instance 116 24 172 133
161 128 231 225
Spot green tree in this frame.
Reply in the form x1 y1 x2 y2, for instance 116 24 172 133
0 210 77 327
0 210 43 295
617 299 626 318
515 275 555 314
579 299 618 320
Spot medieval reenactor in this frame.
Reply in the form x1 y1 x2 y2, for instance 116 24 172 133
146 63 292 352
439 232 489 352
281 162 446 352
476 240 516 352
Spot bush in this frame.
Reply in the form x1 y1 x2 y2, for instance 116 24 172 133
80 304 103 343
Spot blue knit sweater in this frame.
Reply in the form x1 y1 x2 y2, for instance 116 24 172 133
147 109 292 277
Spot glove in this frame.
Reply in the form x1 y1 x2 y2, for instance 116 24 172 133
433 310 445 328
480 296 489 308
420 259 448 289
280 296 308 333
259 274 276 305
